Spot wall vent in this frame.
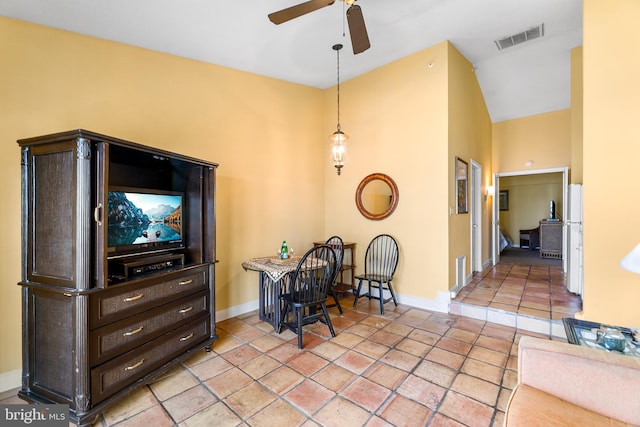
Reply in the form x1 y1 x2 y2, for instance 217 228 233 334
494 24 544 51
456 255 466 288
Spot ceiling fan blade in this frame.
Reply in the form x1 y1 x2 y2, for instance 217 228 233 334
346 4 370 54
268 0 335 25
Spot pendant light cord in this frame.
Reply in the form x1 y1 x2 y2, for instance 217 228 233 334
334 44 342 131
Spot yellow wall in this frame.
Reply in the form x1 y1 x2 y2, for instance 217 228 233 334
571 46 584 184
13 3 631 389
499 173 564 245
582 0 640 326
0 19 493 389
493 110 571 173
324 41 451 304
447 43 493 281
0 17 327 381
323 41 492 305
490 1 640 328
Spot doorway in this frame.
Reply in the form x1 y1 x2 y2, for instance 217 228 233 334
491 167 583 303
492 167 569 271
453 167 584 327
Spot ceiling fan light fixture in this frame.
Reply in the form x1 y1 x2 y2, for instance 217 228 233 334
267 0 370 55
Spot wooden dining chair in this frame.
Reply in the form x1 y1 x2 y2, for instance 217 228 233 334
353 234 399 314
324 235 344 314
278 245 338 348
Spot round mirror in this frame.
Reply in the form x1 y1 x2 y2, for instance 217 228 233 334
355 173 399 220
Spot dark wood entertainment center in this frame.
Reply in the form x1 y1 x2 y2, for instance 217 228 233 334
17 130 218 426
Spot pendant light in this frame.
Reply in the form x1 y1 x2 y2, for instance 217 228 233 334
330 43 348 175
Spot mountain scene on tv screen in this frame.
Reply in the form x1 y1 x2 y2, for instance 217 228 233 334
108 192 182 246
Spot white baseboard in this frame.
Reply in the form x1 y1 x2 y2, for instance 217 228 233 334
216 291 451 323
449 283 462 299
0 369 21 394
351 289 449 315
397 291 450 314
215 300 259 322
449 272 473 299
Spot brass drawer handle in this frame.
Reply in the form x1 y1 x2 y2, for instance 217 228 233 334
180 333 194 342
122 326 144 337
178 279 193 286
178 306 193 314
124 359 145 371
123 293 144 302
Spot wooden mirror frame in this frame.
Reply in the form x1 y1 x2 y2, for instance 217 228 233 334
355 173 399 220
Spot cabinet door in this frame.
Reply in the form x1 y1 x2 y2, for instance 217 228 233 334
24 137 103 289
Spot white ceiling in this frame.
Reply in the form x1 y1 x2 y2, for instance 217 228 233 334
0 0 582 123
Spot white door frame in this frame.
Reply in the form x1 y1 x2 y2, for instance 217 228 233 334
491 173 500 265
491 167 569 270
470 160 482 272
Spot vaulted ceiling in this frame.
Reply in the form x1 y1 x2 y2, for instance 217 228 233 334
0 0 582 122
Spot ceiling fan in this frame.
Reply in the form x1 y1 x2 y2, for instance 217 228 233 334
268 0 371 54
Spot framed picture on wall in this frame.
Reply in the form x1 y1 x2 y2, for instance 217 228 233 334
455 157 468 214
499 190 509 211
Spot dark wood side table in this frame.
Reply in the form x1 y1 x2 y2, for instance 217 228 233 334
540 220 563 258
314 241 356 294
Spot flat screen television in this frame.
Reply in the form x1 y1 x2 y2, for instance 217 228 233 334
107 187 184 258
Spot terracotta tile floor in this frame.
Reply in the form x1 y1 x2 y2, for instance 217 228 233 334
1 255 580 426
453 253 582 321
3 306 557 426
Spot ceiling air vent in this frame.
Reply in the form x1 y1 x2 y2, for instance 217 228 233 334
494 24 544 51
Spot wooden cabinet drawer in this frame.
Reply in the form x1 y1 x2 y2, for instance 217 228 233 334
91 317 210 404
89 291 209 366
90 265 208 328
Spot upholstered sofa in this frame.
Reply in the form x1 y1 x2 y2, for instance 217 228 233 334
504 336 640 426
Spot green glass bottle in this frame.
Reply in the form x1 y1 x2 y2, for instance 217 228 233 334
281 240 288 259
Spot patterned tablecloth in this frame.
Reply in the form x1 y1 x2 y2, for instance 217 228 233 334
242 256 301 282
242 255 328 331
